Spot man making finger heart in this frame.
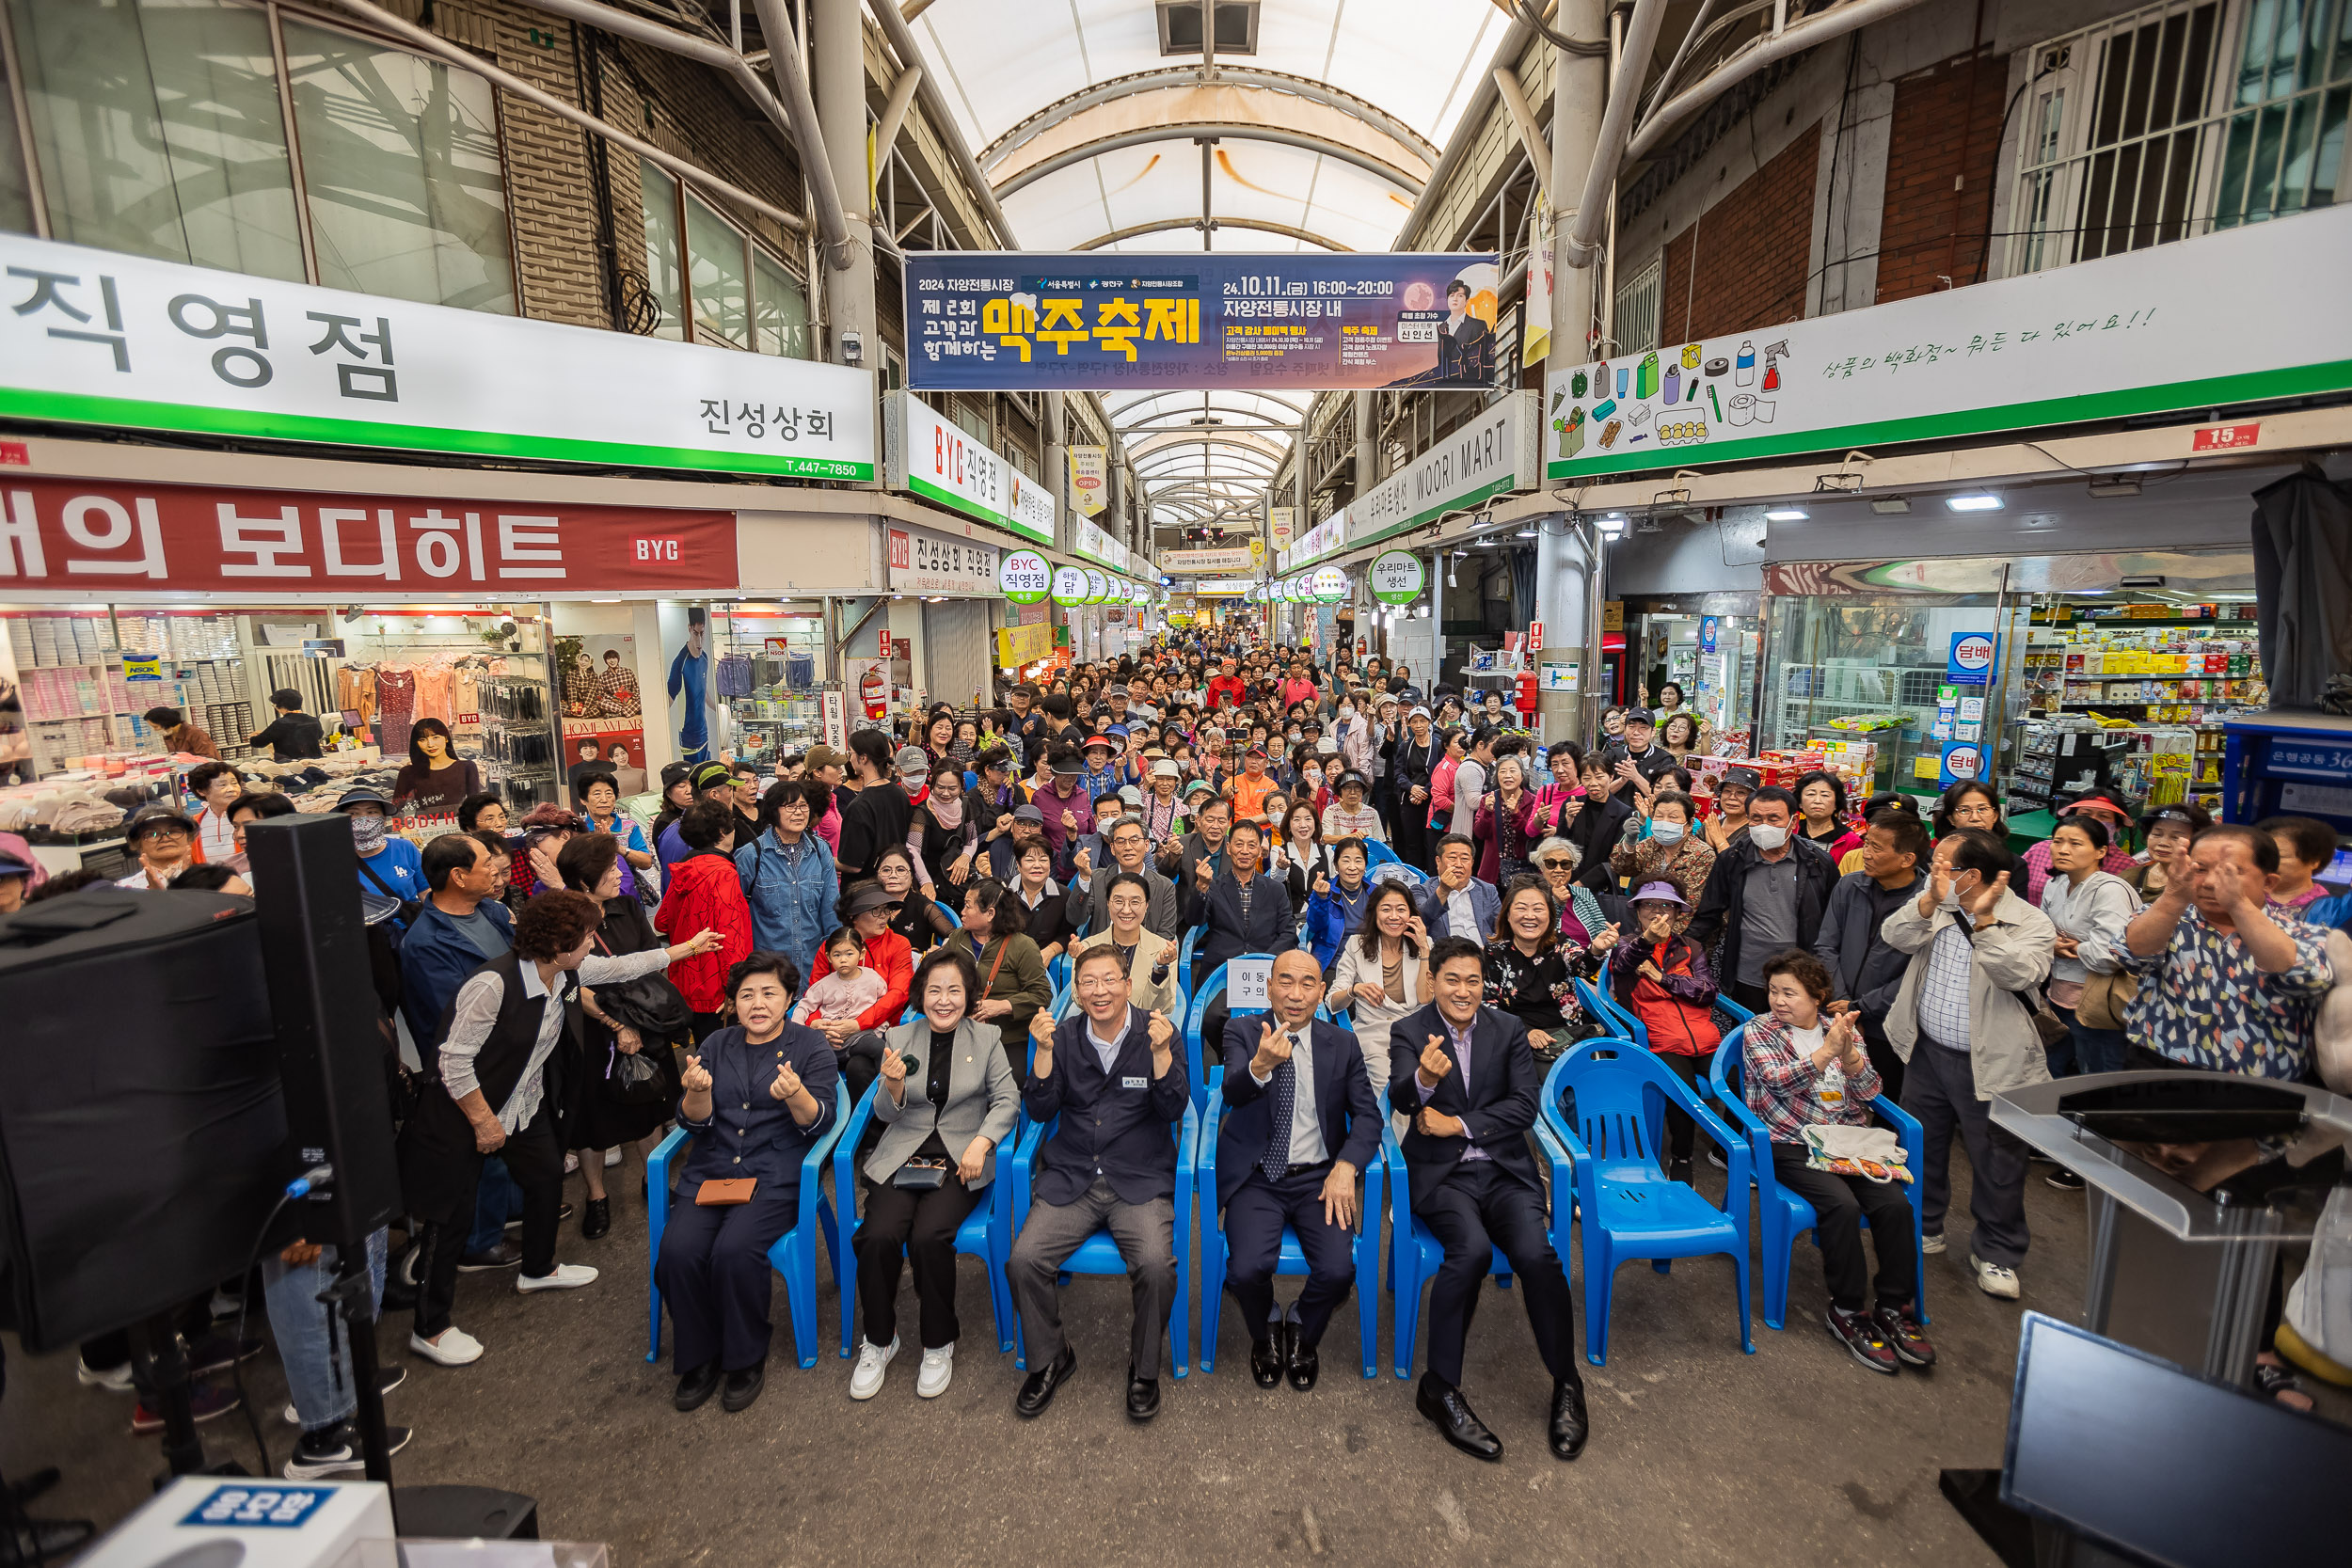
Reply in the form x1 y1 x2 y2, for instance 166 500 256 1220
1215 950 1381 1392
1391 938 1589 1465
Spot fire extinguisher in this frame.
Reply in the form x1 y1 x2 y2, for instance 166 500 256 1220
859 662 887 721
1356 636 1368 656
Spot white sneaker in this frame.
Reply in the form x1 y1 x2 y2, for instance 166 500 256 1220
915 1343 954 1398
1970 1252 2021 1300
76 1358 135 1392
516 1263 598 1292
409 1327 484 1366
849 1338 898 1400
602 1148 623 1168
563 1151 580 1175
1921 1231 1947 1255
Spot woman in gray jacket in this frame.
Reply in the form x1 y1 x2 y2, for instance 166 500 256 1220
2037 816 2141 1094
850 946 1019 1402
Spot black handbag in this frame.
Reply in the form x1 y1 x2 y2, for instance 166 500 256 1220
605 1040 671 1107
591 929 692 1037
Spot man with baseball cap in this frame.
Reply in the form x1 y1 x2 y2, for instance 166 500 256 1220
990 802 1051 881
115 802 201 890
658 761 739 878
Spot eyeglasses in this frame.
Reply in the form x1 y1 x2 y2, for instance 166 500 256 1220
138 825 191 841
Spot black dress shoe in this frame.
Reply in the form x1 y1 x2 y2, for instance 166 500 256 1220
673 1362 721 1412
1013 1347 1076 1418
1549 1378 1591 1461
1286 1336 1320 1391
1415 1376 1502 1462
721 1365 764 1412
1249 1323 1288 1389
456 1241 522 1272
580 1197 611 1240
1125 1373 1161 1422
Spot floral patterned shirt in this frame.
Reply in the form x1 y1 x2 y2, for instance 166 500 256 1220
2118 906 2333 1080
1483 942 1594 1044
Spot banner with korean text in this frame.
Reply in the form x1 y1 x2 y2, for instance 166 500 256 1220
904 253 1502 391
0 235 876 481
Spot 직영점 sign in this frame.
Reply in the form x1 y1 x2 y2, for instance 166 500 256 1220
1542 202 2352 482
0 478 740 594
883 391 1053 544
0 234 875 481
904 253 1503 392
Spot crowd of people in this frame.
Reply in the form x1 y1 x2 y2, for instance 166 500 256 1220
18 631 2345 1476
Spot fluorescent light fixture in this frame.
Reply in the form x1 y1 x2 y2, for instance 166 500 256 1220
1870 497 1911 515
1762 507 1809 522
1596 513 1629 538
1946 492 2004 513
1516 528 1537 538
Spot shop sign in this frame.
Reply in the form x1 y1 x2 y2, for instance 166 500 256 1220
2191 421 2262 452
1075 515 1130 573
887 523 998 595
1083 569 1108 603
1311 565 1349 602
999 548 1050 603
883 392 1052 544
1340 390 1537 559
1068 446 1107 515
904 252 1501 392
996 619 1054 667
0 235 874 481
1544 202 2352 481
1161 546 1256 575
1269 506 1295 550
1947 631 1996 687
0 478 739 593
1197 578 1253 596
1277 512 1345 574
1050 565 1087 606
1939 740 1984 787
1369 549 1424 604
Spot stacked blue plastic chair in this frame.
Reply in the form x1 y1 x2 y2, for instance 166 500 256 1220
1183 957 1276 1106
1537 1039 1755 1365
1005 979 1200 1378
832 1078 1016 1360
1176 927 1201 1000
645 1078 850 1370
1384 1117 1514 1380
1711 1029 1929 1331
1196 1079 1388 1381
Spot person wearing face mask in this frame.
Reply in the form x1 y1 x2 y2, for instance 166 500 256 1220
1878 828 2056 1303
1687 785 1840 1015
334 786 425 907
1608 790 1714 926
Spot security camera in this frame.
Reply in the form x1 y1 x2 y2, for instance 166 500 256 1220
841 330 864 367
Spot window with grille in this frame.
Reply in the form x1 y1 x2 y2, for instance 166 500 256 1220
1612 255 1661 356
2007 0 2350 276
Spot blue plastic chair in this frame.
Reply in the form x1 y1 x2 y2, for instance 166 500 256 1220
1577 968 1749 1052
938 900 961 930
1047 952 1070 993
1362 838 1403 870
1176 927 1201 1000
1197 1085 1387 1380
1539 1039 1755 1365
1183 956 1275 1114
1711 1031 1929 1330
832 1079 1016 1360
645 1078 850 1370
1383 1117 1515 1380
1006 1098 1200 1379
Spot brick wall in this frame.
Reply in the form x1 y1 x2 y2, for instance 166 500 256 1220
1656 122 1819 345
1875 47 2010 303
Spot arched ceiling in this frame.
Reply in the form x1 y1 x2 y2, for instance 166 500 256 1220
903 0 1507 531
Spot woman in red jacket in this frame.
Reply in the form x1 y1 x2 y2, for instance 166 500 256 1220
1470 753 1544 885
656 800 755 1042
800 880 912 1104
1606 881 1723 1181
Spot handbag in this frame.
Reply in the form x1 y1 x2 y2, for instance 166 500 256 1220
605 1039 670 1107
2075 966 2140 1032
1802 1123 1913 1183
1953 911 2069 1048
891 1155 951 1191
695 1179 755 1206
590 929 692 1037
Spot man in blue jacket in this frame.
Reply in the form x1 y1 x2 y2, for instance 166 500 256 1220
1216 951 1380 1391
1008 948 1186 1423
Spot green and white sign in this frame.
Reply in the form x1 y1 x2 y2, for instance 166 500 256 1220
1083 569 1108 603
1370 549 1425 604
885 391 1052 543
1281 390 1538 571
1544 202 2352 481
0 234 877 480
1000 548 1050 603
1051 565 1088 606
1311 565 1349 602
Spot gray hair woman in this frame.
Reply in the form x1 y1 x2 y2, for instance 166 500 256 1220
850 946 1019 1402
1532 836 1610 946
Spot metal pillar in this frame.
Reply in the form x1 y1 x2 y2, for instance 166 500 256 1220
814 0 875 364
1352 391 1375 496
1044 391 1071 555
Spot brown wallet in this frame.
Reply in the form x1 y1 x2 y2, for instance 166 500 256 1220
695 1179 757 1206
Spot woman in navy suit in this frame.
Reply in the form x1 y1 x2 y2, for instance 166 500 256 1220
656 953 838 1414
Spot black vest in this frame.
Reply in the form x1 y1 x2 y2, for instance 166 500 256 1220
435 950 580 1117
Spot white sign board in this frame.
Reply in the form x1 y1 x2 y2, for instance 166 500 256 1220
1227 955 1273 1012
884 391 1052 543
887 523 998 594
1343 390 1537 558
0 234 877 480
1075 515 1130 574
1544 202 2352 481
1161 546 1257 574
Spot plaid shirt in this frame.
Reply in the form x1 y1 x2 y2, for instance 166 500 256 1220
1915 920 1975 1049
2119 905 2334 1079
1742 1014 1883 1144
596 664 642 717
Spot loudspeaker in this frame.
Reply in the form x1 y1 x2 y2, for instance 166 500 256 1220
244 815 403 1250
0 889 285 1352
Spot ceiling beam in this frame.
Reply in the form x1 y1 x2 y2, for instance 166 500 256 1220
979 65 1441 169
993 123 1427 198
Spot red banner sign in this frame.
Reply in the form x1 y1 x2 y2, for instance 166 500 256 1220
0 479 739 594
2189 421 2261 452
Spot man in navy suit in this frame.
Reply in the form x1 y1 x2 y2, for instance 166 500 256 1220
1008 946 1188 1423
1216 950 1381 1392
1391 937 1590 1463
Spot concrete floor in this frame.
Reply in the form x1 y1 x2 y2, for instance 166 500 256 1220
8 1149 2096 1567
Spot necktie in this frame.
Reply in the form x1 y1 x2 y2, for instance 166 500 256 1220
1260 1042 1296 1181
